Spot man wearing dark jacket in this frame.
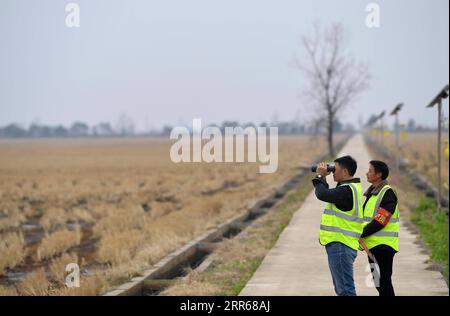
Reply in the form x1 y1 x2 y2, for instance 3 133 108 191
360 160 399 296
312 155 363 296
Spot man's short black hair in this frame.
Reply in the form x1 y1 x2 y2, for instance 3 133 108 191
334 155 357 176
370 160 389 180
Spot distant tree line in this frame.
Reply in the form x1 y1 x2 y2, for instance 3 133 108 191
0 122 116 138
365 115 449 133
2 116 443 139
0 118 355 139
160 119 354 136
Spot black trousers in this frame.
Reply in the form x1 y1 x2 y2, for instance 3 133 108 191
367 247 396 296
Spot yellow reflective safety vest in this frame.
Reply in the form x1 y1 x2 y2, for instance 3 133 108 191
362 184 399 251
319 181 363 251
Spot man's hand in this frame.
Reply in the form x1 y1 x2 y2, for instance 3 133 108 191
316 162 330 177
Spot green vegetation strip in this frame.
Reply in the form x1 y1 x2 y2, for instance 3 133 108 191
411 196 449 284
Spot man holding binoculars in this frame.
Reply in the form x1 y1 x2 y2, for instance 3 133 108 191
312 155 363 296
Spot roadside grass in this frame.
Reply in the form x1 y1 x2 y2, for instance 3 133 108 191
411 196 449 284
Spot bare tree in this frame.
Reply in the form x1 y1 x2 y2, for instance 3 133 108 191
294 22 370 157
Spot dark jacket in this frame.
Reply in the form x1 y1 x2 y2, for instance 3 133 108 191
312 176 361 212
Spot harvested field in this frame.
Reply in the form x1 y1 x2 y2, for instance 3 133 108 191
0 135 343 295
375 132 449 196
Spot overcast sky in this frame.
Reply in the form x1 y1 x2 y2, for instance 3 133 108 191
0 0 448 131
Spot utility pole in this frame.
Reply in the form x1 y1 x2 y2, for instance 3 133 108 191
426 84 449 210
390 103 403 172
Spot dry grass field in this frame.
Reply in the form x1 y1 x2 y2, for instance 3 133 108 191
375 132 449 195
0 135 342 295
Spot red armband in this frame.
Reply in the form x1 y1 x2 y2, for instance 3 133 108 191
373 207 392 226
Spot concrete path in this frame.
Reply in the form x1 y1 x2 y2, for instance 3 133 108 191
240 134 448 296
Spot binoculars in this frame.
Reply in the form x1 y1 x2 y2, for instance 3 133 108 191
311 164 335 173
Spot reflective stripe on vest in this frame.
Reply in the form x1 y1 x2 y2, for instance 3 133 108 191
371 231 399 237
323 209 365 223
320 225 361 238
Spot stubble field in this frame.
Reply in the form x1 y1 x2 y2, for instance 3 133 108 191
0 135 342 295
